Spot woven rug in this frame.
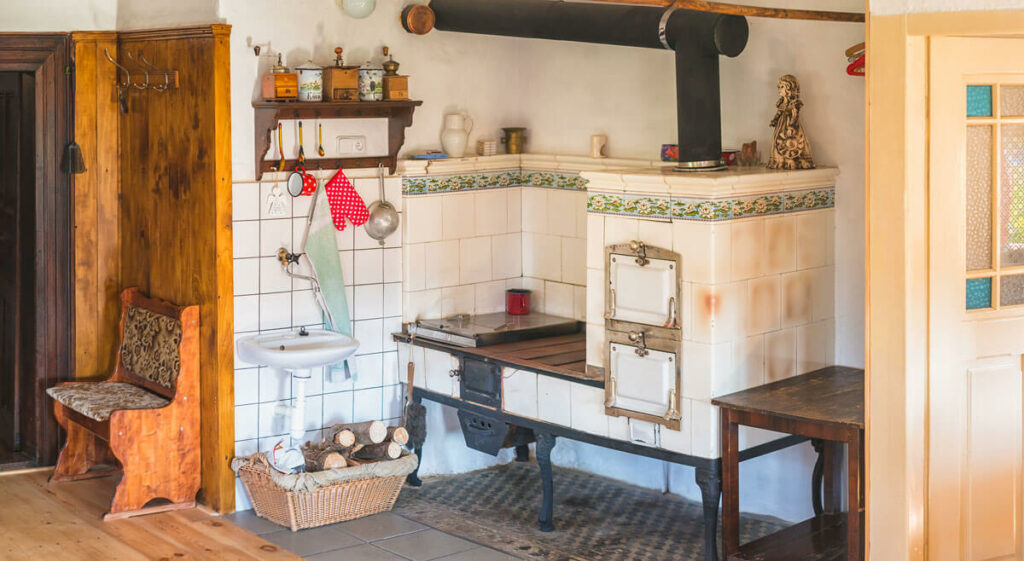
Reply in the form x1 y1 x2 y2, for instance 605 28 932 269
393 462 785 561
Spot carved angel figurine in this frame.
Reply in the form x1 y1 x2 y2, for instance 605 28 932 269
768 75 815 170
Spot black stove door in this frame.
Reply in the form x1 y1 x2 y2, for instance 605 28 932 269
460 357 501 408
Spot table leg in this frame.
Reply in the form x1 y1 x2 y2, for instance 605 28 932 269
811 439 825 516
536 433 556 532
695 466 721 561
823 441 843 514
847 431 862 561
721 409 740 557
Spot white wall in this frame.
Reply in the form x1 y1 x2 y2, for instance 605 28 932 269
871 0 1024 15
1 0 117 31
116 0 221 29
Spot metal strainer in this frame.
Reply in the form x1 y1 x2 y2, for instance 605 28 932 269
364 164 399 246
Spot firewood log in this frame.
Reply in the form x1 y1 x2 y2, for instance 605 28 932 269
352 441 402 461
327 426 356 447
305 449 348 471
331 420 386 445
386 426 409 446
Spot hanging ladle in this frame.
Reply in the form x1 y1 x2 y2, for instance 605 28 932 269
364 164 399 246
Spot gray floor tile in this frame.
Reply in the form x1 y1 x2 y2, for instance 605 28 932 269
433 547 523 561
223 510 283 535
336 513 428 542
262 525 362 557
375 529 477 561
305 543 410 561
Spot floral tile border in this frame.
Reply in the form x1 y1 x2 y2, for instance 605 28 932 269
588 187 835 221
402 169 588 195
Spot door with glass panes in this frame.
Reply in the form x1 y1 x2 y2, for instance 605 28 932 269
929 37 1024 561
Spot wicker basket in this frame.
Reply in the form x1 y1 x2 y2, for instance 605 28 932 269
236 454 414 531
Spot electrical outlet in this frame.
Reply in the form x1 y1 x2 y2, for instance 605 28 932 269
336 135 366 155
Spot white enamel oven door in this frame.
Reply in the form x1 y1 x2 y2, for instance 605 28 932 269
607 247 679 330
606 338 680 429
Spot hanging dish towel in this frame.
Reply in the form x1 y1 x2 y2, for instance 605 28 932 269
304 181 356 379
325 168 370 231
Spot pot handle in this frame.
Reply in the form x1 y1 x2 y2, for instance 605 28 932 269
463 113 474 135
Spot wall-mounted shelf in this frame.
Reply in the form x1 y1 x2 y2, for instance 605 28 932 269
252 99 423 180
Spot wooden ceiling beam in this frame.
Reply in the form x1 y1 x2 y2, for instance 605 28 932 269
584 0 865 23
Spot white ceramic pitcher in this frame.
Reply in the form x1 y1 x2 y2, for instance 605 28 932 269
441 112 473 158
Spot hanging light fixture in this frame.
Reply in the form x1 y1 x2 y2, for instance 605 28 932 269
342 0 376 19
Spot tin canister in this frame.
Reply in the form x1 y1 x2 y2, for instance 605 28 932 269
358 62 384 101
296 60 323 102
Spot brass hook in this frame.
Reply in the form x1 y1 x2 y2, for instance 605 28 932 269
123 51 149 90
137 51 169 92
103 48 130 88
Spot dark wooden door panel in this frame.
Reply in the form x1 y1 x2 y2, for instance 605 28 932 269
0 71 22 452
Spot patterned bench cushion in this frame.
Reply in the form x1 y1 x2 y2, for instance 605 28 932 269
120 305 183 392
46 382 170 422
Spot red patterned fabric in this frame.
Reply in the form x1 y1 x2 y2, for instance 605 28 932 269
324 169 369 231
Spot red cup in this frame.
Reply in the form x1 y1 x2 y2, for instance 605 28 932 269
506 289 531 315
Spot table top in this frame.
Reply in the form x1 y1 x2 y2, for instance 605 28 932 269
394 331 601 386
712 366 864 429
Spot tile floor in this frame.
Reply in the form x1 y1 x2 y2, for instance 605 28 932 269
225 511 521 561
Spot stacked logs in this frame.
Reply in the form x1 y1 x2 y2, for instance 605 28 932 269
301 420 410 471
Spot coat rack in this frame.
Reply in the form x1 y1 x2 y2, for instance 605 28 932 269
104 48 180 112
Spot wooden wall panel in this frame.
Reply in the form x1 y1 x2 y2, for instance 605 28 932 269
116 25 234 513
71 32 120 382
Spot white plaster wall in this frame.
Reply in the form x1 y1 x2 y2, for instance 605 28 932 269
116 0 221 29
871 0 1024 15
219 0 527 183
1 0 117 31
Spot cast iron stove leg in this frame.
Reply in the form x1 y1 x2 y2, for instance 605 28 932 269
695 465 721 561
515 444 530 462
536 433 556 532
406 396 424 487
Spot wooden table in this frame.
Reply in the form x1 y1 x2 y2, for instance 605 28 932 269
713 366 864 561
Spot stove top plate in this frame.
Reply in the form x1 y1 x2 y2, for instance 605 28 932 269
409 312 583 347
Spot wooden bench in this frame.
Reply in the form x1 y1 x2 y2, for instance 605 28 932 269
47 288 200 520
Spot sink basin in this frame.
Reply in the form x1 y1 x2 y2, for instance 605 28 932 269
237 329 359 370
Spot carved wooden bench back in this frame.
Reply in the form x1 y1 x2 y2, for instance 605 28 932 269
114 288 190 400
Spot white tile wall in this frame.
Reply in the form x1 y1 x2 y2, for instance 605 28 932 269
232 179 405 510
404 188 587 321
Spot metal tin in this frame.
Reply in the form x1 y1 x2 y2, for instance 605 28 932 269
358 61 384 101
296 60 323 102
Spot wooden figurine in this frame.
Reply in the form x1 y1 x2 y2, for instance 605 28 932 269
768 74 814 170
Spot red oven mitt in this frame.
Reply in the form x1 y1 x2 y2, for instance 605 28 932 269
324 169 370 231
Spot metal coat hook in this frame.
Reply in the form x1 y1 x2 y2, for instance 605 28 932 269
123 51 149 90
138 51 170 92
103 48 130 88
103 48 130 113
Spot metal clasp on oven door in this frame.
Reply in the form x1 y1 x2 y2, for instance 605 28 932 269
605 288 616 319
449 368 461 379
629 240 649 267
628 330 649 357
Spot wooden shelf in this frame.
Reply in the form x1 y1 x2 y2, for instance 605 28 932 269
252 99 423 179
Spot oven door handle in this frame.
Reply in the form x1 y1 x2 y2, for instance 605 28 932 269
664 388 681 421
605 376 617 408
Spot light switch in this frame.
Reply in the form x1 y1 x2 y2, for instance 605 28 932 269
336 135 367 155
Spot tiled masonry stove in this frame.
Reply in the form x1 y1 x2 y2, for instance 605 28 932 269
584 165 840 458
396 155 839 462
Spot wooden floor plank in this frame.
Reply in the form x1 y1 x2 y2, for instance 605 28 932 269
0 470 300 561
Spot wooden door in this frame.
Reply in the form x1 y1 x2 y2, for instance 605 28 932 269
0 72 23 454
929 37 1024 561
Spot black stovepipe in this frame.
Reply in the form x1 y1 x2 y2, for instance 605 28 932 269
424 0 749 171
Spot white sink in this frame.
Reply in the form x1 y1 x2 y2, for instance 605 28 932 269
237 328 359 370
236 328 360 473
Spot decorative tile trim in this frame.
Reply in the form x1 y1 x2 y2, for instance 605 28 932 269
587 187 835 221
402 169 588 195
